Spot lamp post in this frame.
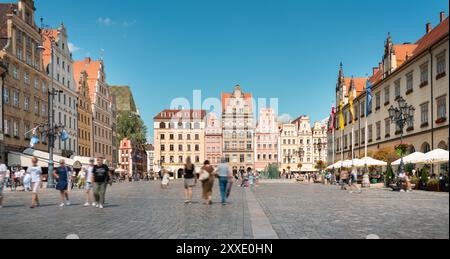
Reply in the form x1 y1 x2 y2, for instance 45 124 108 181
388 96 415 177
294 147 305 172
315 139 325 163
39 17 63 188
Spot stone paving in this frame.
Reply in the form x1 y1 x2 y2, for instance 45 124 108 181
0 180 448 239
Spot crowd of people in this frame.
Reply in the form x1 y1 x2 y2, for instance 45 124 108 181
159 158 261 206
0 155 113 209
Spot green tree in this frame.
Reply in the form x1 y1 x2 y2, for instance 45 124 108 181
117 111 147 145
315 160 325 171
262 163 280 179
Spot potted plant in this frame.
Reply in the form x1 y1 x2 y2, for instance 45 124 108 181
427 179 440 192
384 164 395 187
420 168 429 190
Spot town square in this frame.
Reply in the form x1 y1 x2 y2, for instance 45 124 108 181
0 0 449 240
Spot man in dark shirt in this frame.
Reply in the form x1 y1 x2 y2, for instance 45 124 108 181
92 157 112 209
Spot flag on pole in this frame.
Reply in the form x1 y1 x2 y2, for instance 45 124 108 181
331 104 336 130
349 79 356 124
339 101 345 131
366 80 373 117
29 126 39 148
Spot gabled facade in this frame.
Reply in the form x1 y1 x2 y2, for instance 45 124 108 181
42 24 78 157
0 0 49 161
332 13 449 167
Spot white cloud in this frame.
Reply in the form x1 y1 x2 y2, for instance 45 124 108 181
123 20 137 27
278 113 293 124
98 17 115 26
68 43 81 53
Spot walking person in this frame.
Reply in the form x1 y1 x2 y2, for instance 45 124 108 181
199 160 215 205
0 156 7 208
54 160 71 207
183 157 196 204
23 167 32 192
215 158 232 206
348 167 362 194
161 168 170 189
28 157 42 209
84 159 95 207
92 157 112 209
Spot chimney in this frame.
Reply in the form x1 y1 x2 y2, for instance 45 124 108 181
373 67 379 76
379 62 382 70
84 57 91 64
440 11 446 23
426 23 432 33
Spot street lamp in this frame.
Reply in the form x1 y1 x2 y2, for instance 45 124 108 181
388 96 415 177
314 139 325 162
39 17 63 188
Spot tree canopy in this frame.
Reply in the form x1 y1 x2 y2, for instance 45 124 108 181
117 111 147 145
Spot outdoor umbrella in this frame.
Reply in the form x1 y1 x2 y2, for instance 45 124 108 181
359 157 387 167
422 149 449 164
392 152 425 166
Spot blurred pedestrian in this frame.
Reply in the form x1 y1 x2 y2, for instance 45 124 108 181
28 157 42 209
215 158 232 205
92 157 112 209
84 158 95 207
54 159 71 207
0 156 7 208
200 160 215 205
183 157 196 204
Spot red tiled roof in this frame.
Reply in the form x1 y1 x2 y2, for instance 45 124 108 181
154 109 206 120
413 17 449 57
344 77 368 97
73 58 103 102
369 18 448 86
393 44 418 67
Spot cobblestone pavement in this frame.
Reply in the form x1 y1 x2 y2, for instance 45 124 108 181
0 181 448 239
254 183 449 239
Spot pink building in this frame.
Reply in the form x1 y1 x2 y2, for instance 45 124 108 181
119 138 147 178
205 112 222 166
255 108 279 171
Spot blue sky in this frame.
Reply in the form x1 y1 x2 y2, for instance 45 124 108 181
33 0 448 140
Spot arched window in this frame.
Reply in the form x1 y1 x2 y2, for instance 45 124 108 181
185 122 191 129
194 122 200 129
408 145 416 154
438 141 448 151
159 122 166 129
178 122 183 129
421 142 431 153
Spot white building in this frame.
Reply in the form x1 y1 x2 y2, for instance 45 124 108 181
42 24 78 157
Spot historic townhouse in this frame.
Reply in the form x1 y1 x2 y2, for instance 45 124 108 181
255 108 279 171
73 68 92 157
0 0 49 161
145 144 155 174
118 137 147 178
222 85 254 174
333 13 449 167
205 112 222 166
74 57 113 165
153 109 206 179
279 123 298 172
42 24 77 158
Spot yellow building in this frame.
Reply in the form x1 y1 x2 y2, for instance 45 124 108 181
73 69 92 157
0 0 49 160
153 109 206 179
